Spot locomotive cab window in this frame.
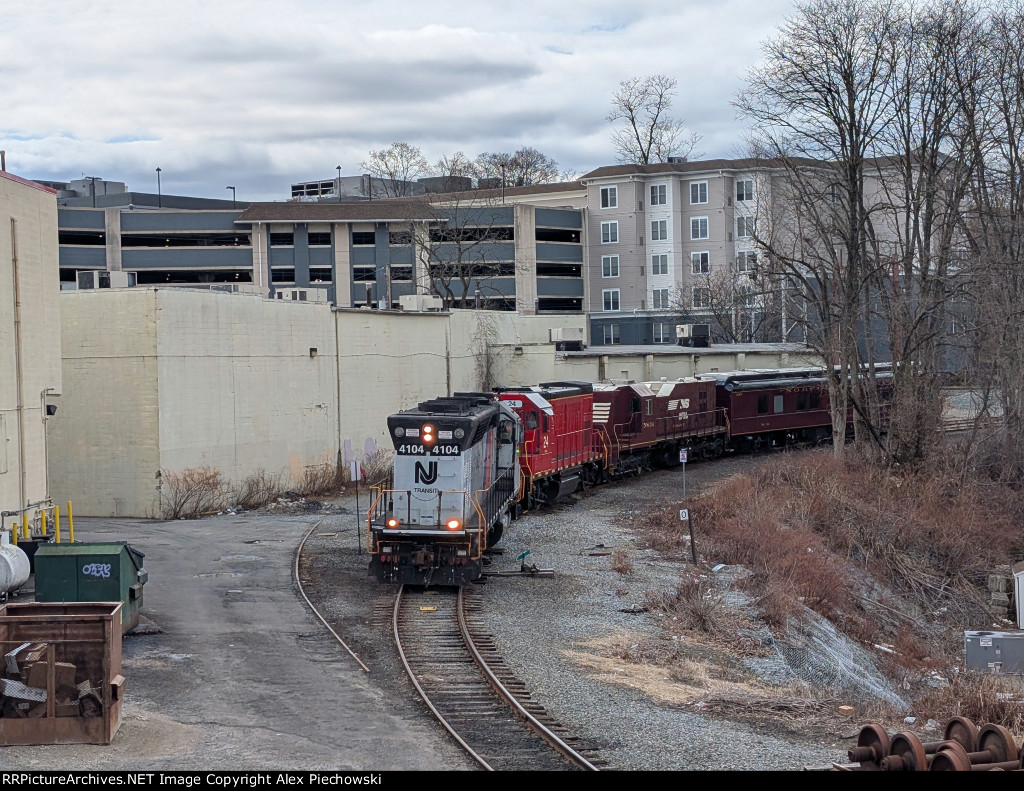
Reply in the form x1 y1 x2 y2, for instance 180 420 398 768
499 419 514 445
774 395 785 413
645 400 653 416
543 414 550 432
796 392 807 410
631 397 641 414
757 395 769 414
524 411 539 430
809 392 821 409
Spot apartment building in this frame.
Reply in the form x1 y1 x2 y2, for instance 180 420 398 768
580 159 770 346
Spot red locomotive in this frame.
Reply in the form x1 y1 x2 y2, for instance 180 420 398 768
369 366 892 584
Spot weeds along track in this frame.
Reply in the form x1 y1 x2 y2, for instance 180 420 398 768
393 584 607 771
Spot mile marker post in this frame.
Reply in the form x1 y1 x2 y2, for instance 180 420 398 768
679 448 697 563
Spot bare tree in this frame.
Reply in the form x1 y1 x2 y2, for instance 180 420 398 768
681 267 786 343
737 0 901 458
432 151 480 191
416 195 515 310
360 142 429 197
608 74 701 165
475 147 561 186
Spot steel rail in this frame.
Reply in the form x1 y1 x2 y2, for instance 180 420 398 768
393 584 494 770
294 517 370 673
456 587 601 771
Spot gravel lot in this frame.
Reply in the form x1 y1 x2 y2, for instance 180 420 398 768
300 456 859 771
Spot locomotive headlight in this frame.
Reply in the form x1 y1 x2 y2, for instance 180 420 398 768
387 517 400 528
422 424 435 444
446 519 461 530
394 426 405 437
453 428 465 439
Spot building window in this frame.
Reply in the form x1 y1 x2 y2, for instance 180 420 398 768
736 179 754 202
603 289 621 312
309 267 333 282
692 286 711 308
691 251 710 274
690 217 709 240
352 231 375 245
651 253 669 275
602 324 620 344
650 184 667 205
601 221 618 244
653 322 672 343
736 250 757 274
736 215 754 238
600 186 618 208
689 181 708 204
308 232 332 246
602 255 620 278
652 288 670 309
388 230 412 245
828 184 841 204
651 219 668 241
269 233 294 246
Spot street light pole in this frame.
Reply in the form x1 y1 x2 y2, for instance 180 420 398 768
155 167 162 209
226 186 236 208
336 165 342 202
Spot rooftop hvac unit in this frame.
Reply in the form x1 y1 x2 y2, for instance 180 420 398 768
398 294 444 312
75 270 137 290
549 327 585 351
274 287 329 303
677 323 710 348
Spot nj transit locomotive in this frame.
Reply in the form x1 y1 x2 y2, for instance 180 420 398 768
368 366 892 584
368 394 521 585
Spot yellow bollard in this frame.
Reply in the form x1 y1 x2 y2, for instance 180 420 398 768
22 513 28 540
11 524 16 546
68 501 74 543
41 509 47 537
54 504 61 543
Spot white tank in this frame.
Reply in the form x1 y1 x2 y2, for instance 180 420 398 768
0 531 30 595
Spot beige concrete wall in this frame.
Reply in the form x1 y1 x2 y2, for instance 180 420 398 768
48 290 160 517
0 173 62 522
335 308 451 465
52 289 339 517
154 289 339 489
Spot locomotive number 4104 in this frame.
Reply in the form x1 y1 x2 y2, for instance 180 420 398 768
396 444 461 456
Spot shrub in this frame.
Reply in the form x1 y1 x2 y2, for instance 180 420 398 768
159 466 228 520
234 468 285 510
295 462 343 498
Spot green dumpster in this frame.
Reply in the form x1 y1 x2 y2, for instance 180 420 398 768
33 543 147 634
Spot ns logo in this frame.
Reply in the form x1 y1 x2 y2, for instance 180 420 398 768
415 461 438 485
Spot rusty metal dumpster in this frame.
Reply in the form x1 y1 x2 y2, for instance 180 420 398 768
0 602 124 745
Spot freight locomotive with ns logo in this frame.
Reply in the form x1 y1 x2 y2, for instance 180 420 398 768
367 366 892 585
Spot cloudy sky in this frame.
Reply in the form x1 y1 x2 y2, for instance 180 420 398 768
1 0 798 202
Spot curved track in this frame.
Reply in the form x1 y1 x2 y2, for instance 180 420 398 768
394 585 606 771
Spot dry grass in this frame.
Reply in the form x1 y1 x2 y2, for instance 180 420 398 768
233 468 285 510
295 462 343 498
611 549 633 575
913 672 1024 734
159 466 228 520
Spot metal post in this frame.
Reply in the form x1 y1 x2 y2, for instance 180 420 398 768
54 504 61 543
226 186 236 208
68 501 74 542
689 513 698 564
155 167 162 209
336 165 342 202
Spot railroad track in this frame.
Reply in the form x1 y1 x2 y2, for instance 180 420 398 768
393 584 607 771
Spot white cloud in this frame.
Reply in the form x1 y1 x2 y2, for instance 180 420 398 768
0 0 798 200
